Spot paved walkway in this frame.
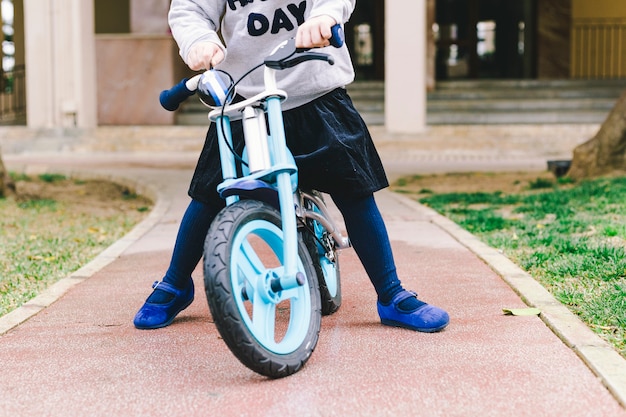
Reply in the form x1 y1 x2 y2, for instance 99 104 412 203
1 124 626 416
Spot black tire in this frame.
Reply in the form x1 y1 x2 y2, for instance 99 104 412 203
203 199 321 378
302 192 342 315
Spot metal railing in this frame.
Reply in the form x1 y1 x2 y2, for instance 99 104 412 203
571 18 626 79
0 65 26 124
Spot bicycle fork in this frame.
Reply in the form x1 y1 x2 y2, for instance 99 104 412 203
264 96 304 292
216 97 305 294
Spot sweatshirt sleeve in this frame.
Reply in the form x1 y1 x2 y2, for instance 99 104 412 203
308 0 356 24
168 0 226 65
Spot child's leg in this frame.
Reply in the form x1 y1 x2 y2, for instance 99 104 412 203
331 194 404 303
150 199 218 301
134 199 219 329
331 194 449 332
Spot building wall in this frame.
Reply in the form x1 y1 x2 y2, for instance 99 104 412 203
571 0 626 78
21 0 625 129
12 0 25 67
94 0 129 34
426 0 435 90
95 0 177 125
537 0 571 79
130 0 171 34
95 35 177 125
571 0 626 19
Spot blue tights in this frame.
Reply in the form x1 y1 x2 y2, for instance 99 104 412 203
149 195 409 305
148 199 218 303
331 195 404 304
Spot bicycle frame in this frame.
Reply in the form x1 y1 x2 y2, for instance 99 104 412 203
208 63 305 293
159 29 349 300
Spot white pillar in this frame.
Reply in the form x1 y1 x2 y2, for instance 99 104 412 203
24 0 96 128
385 0 427 133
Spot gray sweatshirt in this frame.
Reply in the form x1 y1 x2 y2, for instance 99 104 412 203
169 0 356 109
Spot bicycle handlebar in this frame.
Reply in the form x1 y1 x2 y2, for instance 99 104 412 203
329 24 344 48
159 78 197 111
159 24 345 112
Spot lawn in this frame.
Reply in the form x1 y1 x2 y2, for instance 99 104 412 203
393 173 626 357
0 173 151 317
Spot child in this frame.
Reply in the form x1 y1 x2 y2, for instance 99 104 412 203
134 0 449 333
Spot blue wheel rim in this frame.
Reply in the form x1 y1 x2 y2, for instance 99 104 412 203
230 219 311 354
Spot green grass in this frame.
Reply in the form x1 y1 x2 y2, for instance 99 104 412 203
398 175 626 357
0 174 151 317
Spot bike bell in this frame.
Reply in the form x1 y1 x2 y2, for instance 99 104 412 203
197 69 236 108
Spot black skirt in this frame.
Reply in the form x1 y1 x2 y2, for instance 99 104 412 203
188 88 389 209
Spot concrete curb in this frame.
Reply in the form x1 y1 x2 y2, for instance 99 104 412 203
0 168 171 335
388 191 626 408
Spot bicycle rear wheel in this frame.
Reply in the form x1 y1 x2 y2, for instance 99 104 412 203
204 199 321 378
303 191 342 315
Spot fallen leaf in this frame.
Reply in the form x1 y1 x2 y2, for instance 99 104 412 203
502 307 541 316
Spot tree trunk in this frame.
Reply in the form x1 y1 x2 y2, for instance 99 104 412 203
568 89 626 180
0 149 13 198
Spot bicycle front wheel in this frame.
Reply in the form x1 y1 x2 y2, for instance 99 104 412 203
203 199 321 378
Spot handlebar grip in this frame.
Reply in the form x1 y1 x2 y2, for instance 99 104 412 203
329 24 344 48
159 78 195 111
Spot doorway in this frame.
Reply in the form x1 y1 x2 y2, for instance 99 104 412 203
345 0 385 80
435 0 536 79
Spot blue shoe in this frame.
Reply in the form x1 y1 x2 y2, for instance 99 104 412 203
133 280 194 329
377 290 449 333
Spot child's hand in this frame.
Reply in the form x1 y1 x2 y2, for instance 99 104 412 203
186 41 225 71
296 15 337 49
